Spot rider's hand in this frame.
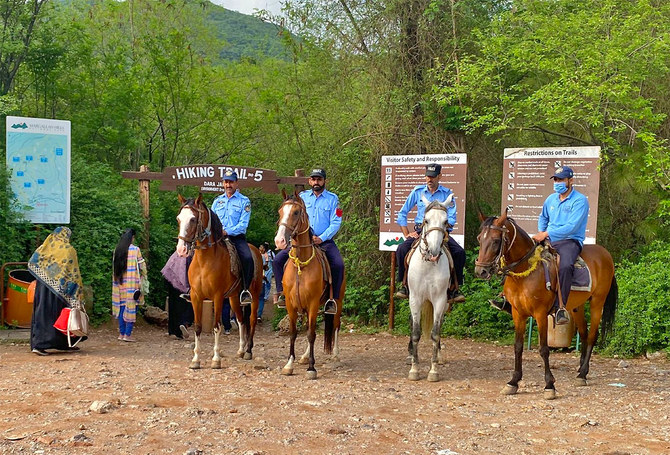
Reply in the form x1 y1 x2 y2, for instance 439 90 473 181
408 231 419 239
313 235 323 245
532 231 549 242
222 230 228 236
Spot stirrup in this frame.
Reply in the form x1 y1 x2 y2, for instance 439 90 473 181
324 299 337 315
240 289 252 306
179 293 191 303
555 307 570 325
276 294 286 309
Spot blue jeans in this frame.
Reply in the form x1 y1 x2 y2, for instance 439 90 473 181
118 305 134 336
258 280 271 318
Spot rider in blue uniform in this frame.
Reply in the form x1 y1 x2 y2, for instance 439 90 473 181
273 168 344 315
532 165 589 325
211 170 254 305
394 163 466 302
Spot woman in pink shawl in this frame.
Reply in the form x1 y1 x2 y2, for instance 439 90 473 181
112 229 146 342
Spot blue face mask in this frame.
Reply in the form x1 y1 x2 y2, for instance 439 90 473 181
553 182 568 194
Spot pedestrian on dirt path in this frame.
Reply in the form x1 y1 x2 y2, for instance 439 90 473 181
161 250 194 340
257 242 274 322
112 228 147 342
28 226 87 355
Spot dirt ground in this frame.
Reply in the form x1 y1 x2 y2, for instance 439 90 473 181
1 316 669 455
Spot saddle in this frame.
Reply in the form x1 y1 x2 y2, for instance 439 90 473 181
540 246 592 293
223 239 261 296
405 238 458 291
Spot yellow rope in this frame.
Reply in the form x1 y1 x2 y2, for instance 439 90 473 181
501 245 544 278
288 246 316 275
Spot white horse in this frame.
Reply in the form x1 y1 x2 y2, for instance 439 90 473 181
407 194 454 382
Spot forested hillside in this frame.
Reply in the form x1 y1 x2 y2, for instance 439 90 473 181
1 0 668 356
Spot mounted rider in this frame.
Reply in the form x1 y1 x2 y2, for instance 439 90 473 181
273 168 344 315
532 165 589 325
394 163 466 302
211 170 254 305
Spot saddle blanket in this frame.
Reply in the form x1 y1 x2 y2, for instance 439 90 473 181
571 256 592 292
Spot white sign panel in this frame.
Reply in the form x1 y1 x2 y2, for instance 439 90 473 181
6 116 71 224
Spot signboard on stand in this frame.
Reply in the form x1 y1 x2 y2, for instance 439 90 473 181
5 116 71 224
379 154 468 250
501 146 601 244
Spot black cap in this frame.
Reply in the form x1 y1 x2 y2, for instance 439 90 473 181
310 168 326 179
425 163 441 177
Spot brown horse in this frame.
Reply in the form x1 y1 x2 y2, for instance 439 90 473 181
474 210 617 399
274 190 345 379
176 194 263 369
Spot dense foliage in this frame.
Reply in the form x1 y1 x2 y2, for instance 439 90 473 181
0 0 668 355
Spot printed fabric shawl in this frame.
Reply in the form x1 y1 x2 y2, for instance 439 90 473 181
112 244 144 323
27 226 84 308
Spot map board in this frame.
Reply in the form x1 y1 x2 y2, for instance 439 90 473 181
501 146 601 244
5 116 71 224
379 154 467 251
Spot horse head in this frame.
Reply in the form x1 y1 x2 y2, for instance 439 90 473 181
176 193 209 257
420 194 453 261
274 189 309 250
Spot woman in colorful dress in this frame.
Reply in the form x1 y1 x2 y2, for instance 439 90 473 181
28 226 87 355
112 228 146 342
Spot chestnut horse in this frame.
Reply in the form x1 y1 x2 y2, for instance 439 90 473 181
176 194 263 369
274 191 346 379
474 210 617 399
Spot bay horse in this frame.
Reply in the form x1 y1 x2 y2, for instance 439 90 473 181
274 190 346 379
407 195 454 382
176 194 263 369
474 209 617 399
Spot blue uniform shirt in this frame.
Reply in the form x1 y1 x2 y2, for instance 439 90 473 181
211 190 251 236
396 185 457 230
538 188 589 245
300 189 342 241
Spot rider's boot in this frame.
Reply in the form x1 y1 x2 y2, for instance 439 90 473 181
489 294 512 314
394 285 409 299
275 293 286 309
324 298 337 315
179 293 191 303
240 289 252 306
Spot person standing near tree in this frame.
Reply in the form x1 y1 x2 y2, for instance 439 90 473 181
112 228 146 342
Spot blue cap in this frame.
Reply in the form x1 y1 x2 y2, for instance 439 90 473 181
551 166 574 179
223 170 238 181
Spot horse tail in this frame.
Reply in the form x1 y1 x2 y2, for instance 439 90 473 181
421 301 433 340
600 275 618 343
323 313 334 354
242 304 252 338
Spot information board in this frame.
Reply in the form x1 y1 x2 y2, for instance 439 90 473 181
501 146 601 244
158 164 279 193
379 154 467 251
6 116 71 224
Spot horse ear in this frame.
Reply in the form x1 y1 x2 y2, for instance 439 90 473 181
281 188 288 200
421 194 430 207
497 209 508 225
441 194 454 208
195 193 202 206
178 194 186 204
477 205 487 222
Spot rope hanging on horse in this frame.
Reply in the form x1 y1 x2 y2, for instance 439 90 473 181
501 245 544 278
289 246 316 275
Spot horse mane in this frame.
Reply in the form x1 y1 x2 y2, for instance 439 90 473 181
183 197 224 244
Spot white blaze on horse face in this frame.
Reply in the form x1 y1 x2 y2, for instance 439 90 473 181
176 206 196 257
274 204 292 250
424 207 448 258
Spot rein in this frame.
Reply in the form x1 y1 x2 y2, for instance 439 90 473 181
475 219 539 278
419 204 450 261
178 203 219 253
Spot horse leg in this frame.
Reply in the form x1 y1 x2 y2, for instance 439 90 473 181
571 306 589 386
305 309 318 380
281 310 298 375
577 299 604 385
331 311 341 363
299 341 310 364
190 328 202 370
408 303 422 381
502 313 527 395
428 305 447 382
210 298 223 369
231 298 246 358
535 314 556 400
243 304 254 360
406 312 414 365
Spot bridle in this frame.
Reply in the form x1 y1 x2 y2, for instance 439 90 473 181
475 218 538 277
419 204 450 261
277 199 312 249
177 202 216 252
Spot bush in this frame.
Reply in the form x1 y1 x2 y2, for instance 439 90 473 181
604 242 670 357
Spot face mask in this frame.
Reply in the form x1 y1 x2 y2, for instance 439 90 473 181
553 182 568 194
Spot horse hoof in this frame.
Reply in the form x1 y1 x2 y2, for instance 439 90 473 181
189 361 201 370
306 370 317 380
211 360 221 369
243 352 252 360
281 368 293 376
500 384 518 395
427 372 440 382
408 371 420 381
405 355 413 365
298 357 309 365
574 378 587 387
543 388 557 400
237 351 245 358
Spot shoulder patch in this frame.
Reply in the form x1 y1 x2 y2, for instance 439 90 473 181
336 205 343 217
244 203 251 212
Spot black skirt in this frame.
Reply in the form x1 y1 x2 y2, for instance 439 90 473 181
30 279 85 350
166 279 194 338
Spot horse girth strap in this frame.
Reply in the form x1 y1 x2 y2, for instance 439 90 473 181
288 246 316 275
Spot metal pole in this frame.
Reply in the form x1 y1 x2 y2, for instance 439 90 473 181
389 252 396 330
